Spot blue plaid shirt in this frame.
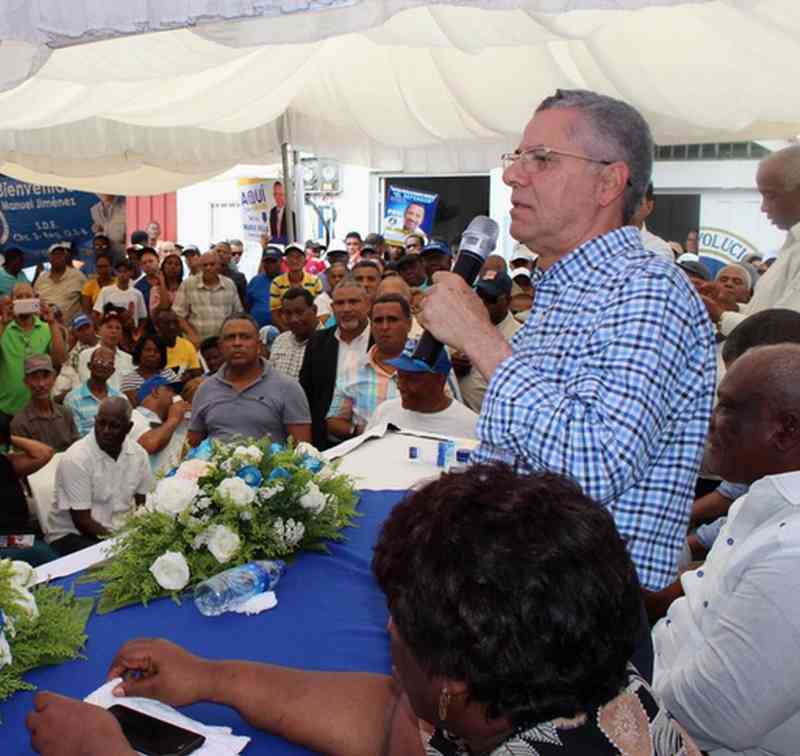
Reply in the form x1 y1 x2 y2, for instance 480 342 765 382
473 227 715 590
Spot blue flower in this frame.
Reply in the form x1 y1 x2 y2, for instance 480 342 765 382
269 467 290 481
237 465 263 488
302 455 323 474
0 609 4 632
186 438 214 462
270 443 284 456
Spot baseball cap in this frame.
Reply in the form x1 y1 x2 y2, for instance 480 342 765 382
325 239 348 258
262 245 283 261
360 243 377 254
130 230 149 245
24 354 54 375
284 243 305 257
511 268 532 282
386 341 452 375
71 314 92 330
420 239 452 258
510 245 536 263
47 242 70 254
182 244 200 256
137 375 183 404
475 270 513 297
678 260 711 282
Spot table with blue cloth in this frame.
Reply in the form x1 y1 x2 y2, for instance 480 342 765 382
3 490 404 755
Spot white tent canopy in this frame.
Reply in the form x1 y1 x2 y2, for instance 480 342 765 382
0 0 796 193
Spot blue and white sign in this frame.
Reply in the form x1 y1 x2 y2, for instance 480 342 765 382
383 185 439 246
0 176 125 271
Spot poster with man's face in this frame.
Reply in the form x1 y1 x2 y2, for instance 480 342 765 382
384 185 438 246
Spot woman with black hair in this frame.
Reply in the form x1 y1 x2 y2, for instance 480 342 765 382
27 464 698 755
0 414 56 566
150 252 184 313
119 333 179 407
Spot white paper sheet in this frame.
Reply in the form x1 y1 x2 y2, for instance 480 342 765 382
33 538 118 585
86 679 250 755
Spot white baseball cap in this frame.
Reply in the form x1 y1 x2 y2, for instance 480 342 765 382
510 244 536 263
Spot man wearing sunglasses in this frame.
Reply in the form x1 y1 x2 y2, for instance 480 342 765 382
419 89 715 593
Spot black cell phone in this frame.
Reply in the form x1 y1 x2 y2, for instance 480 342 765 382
108 704 206 756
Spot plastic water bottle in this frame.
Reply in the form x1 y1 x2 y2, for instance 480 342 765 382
194 560 285 616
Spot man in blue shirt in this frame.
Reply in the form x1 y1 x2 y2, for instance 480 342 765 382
419 89 715 591
247 246 282 328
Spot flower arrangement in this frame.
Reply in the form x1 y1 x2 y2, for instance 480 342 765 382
89 438 359 613
0 560 93 714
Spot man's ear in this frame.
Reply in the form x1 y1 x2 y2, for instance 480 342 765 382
597 162 629 211
773 409 800 453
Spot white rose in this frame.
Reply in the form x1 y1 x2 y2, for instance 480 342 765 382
206 525 241 564
193 496 212 511
299 482 327 515
217 477 256 507
296 442 324 460
9 560 35 589
0 631 11 669
234 445 263 465
151 478 199 516
149 552 191 591
14 587 39 621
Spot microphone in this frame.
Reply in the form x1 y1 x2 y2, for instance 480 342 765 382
412 216 499 367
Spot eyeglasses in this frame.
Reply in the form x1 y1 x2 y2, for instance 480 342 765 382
501 146 615 172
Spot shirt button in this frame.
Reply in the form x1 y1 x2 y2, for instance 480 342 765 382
780 522 787 528
726 537 734 546
703 601 709 608
697 570 704 577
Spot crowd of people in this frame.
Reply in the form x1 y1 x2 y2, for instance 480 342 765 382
12 88 800 755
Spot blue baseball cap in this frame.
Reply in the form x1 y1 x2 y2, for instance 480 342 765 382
137 375 183 403
71 314 92 330
420 239 452 258
386 341 452 375
262 245 283 261
260 325 280 348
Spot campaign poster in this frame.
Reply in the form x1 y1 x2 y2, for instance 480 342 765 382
383 185 439 246
697 226 760 278
0 176 125 273
239 177 276 246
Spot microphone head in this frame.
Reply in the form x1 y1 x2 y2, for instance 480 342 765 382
459 216 499 261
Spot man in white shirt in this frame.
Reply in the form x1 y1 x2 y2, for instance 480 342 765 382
368 344 478 439
652 343 800 755
631 182 674 262
452 271 521 412
51 396 153 555
130 375 190 477
702 144 800 333
93 257 148 328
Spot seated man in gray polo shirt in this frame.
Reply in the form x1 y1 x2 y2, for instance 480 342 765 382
188 314 312 447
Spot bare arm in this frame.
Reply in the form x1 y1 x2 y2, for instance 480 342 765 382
71 508 109 538
186 429 205 448
7 435 54 477
287 423 312 444
41 303 67 368
178 318 200 348
108 639 416 756
137 403 188 454
690 490 733 529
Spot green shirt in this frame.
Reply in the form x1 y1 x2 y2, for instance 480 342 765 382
0 318 52 415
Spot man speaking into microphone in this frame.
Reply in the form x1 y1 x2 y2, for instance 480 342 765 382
419 90 716 591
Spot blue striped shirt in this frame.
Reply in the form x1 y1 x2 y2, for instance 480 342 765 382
472 227 716 590
64 382 124 438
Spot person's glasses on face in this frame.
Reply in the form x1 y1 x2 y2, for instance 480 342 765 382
501 146 614 172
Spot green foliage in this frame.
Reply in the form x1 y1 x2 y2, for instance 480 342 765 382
0 585 93 708
89 438 359 613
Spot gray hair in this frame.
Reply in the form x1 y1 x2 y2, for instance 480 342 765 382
100 396 131 423
762 144 800 192
536 89 654 224
715 263 753 290
332 276 367 298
